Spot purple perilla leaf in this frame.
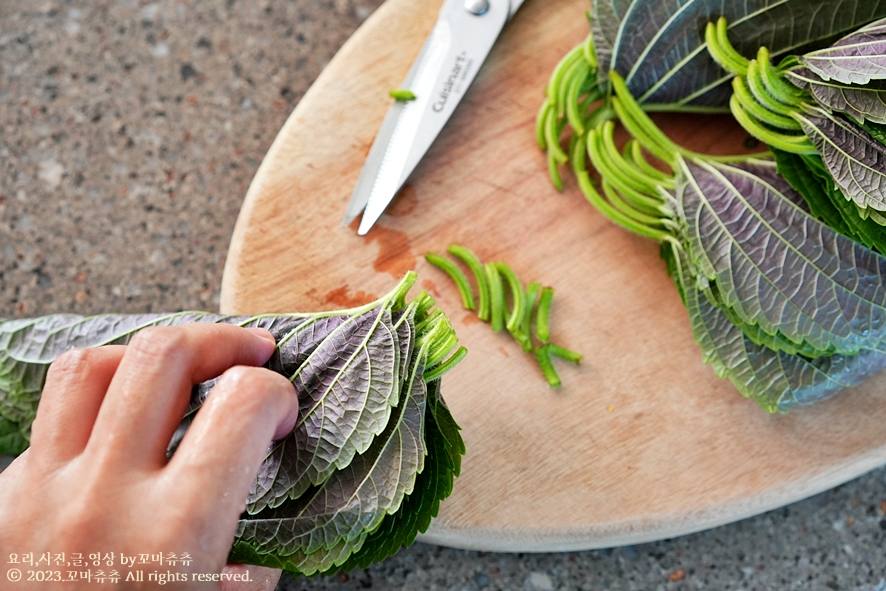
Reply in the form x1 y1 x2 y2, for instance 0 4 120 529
795 106 886 212
788 67 886 125
678 157 886 357
800 18 886 85
612 0 886 109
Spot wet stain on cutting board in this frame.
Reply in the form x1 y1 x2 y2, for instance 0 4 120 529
461 312 482 325
346 217 417 279
421 279 439 297
363 224 416 278
324 286 378 308
386 184 419 216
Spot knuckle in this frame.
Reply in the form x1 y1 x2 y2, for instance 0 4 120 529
128 326 189 363
48 347 101 382
149 510 192 546
58 501 95 533
55 491 107 546
218 366 291 411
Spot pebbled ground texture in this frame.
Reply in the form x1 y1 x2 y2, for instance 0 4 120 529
0 1 885 590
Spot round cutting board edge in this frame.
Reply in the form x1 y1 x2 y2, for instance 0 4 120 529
219 0 886 553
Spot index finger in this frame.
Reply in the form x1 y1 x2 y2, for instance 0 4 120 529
86 323 277 469
162 364 297 561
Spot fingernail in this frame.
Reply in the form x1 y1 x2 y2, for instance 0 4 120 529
273 380 298 441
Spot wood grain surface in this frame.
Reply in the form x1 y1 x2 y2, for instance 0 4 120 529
219 0 886 551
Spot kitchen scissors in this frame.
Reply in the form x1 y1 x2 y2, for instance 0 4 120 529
342 0 527 234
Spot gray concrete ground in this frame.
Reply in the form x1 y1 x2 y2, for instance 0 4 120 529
1 1 885 589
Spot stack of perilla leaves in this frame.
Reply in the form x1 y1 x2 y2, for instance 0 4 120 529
539 0 886 413
0 272 466 576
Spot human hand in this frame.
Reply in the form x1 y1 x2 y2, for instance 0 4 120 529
0 323 298 590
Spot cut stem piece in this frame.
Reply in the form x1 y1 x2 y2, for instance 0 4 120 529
389 89 416 101
425 253 476 311
497 262 530 349
534 345 562 388
484 262 506 332
548 344 583 364
447 245 491 321
521 282 542 352
535 287 555 344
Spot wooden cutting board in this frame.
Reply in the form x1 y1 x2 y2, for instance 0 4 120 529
220 0 886 551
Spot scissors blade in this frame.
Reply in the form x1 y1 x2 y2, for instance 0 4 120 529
343 0 511 234
508 0 526 19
